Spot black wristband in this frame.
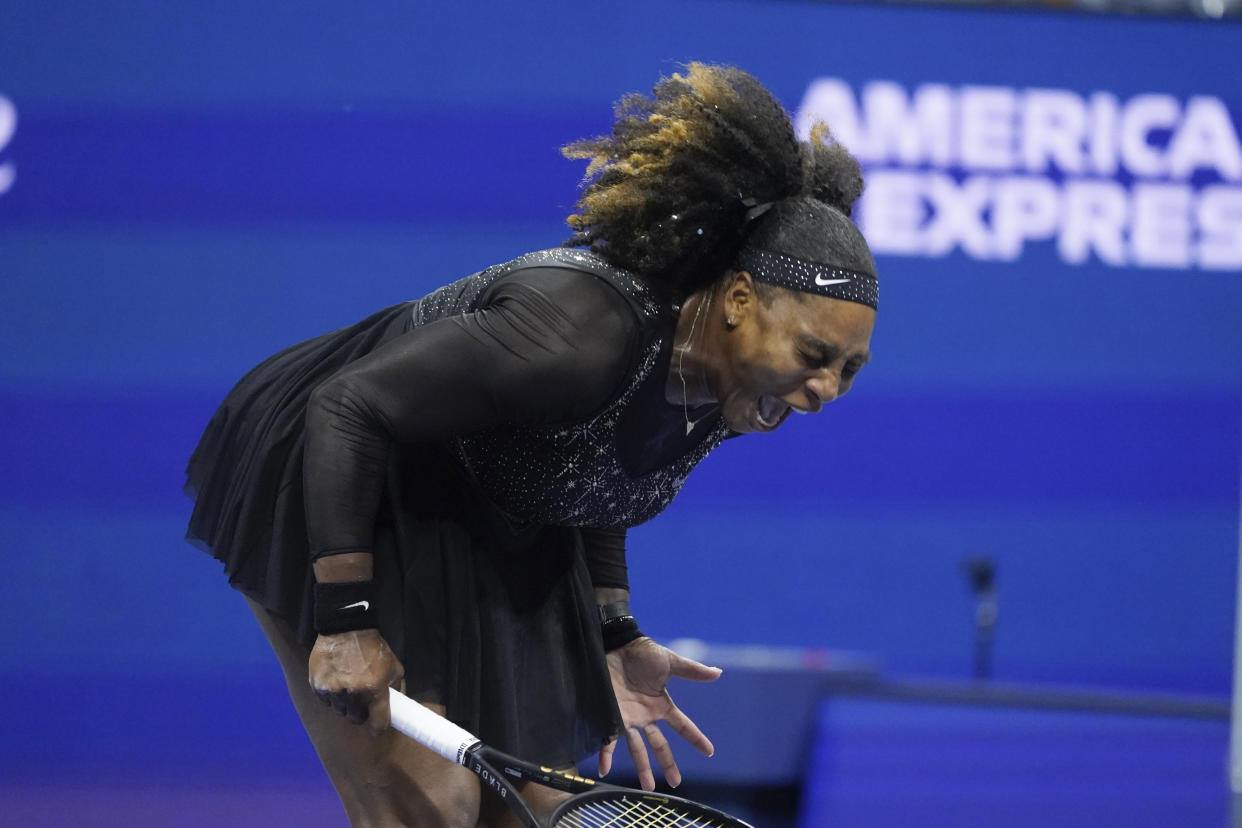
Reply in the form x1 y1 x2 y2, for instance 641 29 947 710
314 581 378 635
599 600 644 652
598 600 632 624
601 617 644 651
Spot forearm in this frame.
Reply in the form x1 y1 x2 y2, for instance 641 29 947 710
583 527 629 597
303 379 392 562
303 381 384 625
585 528 633 640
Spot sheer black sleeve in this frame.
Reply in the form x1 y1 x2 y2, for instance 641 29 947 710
303 267 640 560
581 527 629 591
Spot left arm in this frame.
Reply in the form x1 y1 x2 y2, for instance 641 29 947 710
583 528 722 791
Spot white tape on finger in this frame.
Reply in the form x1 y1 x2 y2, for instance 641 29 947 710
387 687 481 765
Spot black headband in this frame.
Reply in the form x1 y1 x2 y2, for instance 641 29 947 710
736 247 879 310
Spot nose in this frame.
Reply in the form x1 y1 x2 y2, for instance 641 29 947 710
804 372 840 412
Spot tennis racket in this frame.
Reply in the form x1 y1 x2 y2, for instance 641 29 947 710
387 687 755 828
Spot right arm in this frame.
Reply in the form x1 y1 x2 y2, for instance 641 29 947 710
302 269 638 730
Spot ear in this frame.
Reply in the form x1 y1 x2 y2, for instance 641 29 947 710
722 270 758 326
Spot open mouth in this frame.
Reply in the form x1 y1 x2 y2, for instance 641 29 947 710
756 394 790 430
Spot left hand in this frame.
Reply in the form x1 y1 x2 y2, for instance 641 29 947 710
598 637 722 790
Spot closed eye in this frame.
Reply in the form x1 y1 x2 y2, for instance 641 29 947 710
802 351 829 370
797 334 870 378
843 361 863 378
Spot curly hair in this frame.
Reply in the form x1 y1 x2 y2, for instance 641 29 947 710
562 63 866 298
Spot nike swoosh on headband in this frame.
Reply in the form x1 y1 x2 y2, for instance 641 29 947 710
340 600 370 612
737 246 879 310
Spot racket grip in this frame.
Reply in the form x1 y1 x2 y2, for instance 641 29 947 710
387 687 481 765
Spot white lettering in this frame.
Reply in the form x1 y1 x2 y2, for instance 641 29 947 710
1168 97 1242 181
993 177 1061 260
1087 92 1120 177
1131 183 1194 268
1119 94 1178 178
1058 179 1129 266
858 170 925 255
0 95 15 196
960 86 1016 171
795 78 1242 269
859 82 954 166
1023 89 1086 174
924 173 993 258
1197 186 1242 270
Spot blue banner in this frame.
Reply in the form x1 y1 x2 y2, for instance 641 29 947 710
1 0 1239 700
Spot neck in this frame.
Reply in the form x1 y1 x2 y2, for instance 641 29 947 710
666 291 718 408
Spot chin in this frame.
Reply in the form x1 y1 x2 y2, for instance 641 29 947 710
721 402 757 434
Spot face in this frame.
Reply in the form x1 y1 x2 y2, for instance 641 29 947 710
714 273 875 434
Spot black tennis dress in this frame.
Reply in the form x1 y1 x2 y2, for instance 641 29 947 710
185 248 730 766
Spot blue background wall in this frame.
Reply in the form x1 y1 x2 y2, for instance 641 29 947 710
1 1 1240 823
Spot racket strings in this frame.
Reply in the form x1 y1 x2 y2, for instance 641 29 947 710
553 795 723 827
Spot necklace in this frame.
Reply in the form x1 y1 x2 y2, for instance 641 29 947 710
676 292 711 436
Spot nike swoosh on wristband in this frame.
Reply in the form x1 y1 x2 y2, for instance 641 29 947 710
340 600 370 612
814 275 852 286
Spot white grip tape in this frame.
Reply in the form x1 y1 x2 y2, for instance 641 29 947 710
387 687 481 765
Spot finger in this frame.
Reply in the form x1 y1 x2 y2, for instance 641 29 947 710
642 723 682 789
345 690 370 725
624 726 656 792
598 739 617 777
308 674 332 705
668 653 723 683
330 691 350 719
664 704 715 758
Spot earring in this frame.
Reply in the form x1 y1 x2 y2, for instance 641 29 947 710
727 314 737 327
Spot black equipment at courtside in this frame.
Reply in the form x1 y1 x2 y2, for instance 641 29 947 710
963 556 998 681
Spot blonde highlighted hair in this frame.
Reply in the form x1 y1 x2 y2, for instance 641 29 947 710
562 63 864 296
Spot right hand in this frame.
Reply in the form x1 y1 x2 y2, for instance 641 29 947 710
308 628 404 734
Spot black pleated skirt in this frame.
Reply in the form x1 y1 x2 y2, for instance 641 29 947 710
184 302 622 766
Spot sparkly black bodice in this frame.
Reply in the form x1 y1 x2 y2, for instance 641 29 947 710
420 249 730 529
300 247 732 562
456 331 729 529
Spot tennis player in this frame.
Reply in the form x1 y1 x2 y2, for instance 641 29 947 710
185 63 877 827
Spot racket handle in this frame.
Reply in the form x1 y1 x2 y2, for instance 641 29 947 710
387 686 481 765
